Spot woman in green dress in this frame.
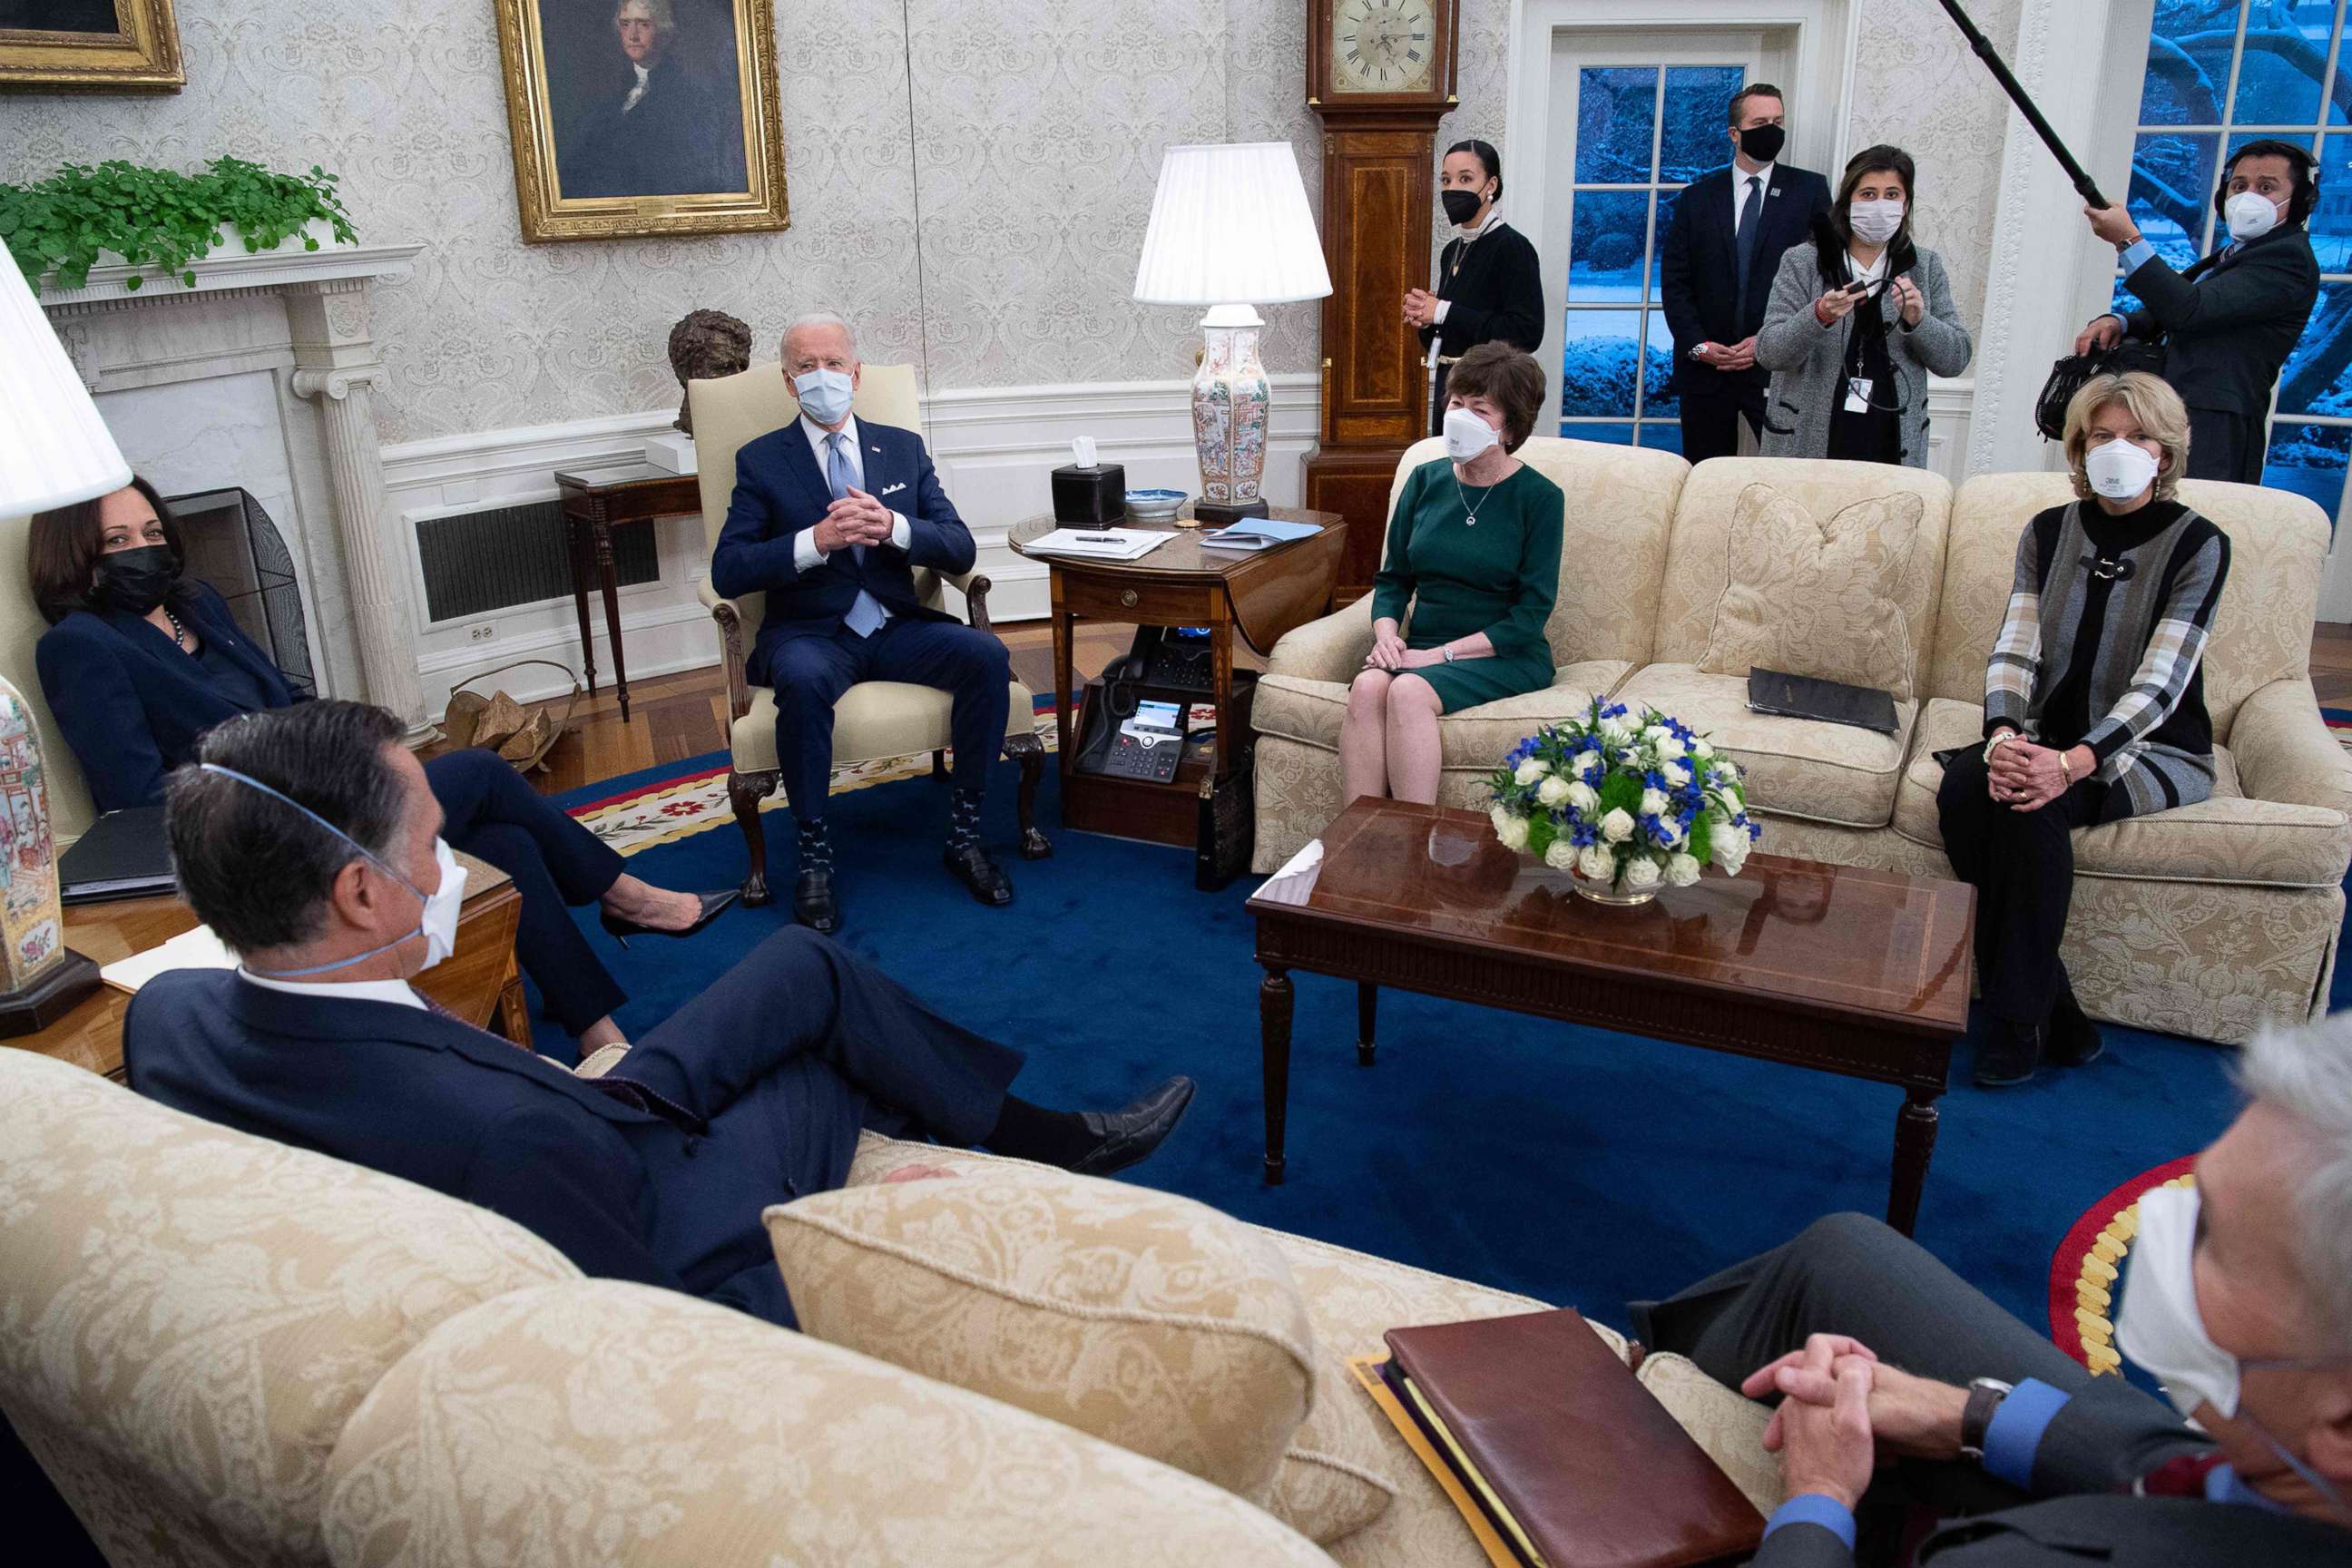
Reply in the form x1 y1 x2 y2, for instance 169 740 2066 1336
1342 342 1563 806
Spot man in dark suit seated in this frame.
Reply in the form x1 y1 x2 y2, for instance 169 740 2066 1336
123 701 1195 1331
710 311 1017 934
1660 82 1834 463
1632 1018 2352 1565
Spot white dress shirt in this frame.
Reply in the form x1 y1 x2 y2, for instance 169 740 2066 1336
622 63 651 113
1732 162 1775 235
238 967 426 1011
790 413 915 573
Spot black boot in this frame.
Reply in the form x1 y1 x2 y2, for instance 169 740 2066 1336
1975 1020 2042 1088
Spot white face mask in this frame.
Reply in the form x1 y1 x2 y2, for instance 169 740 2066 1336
1443 405 1501 463
2084 436 2161 501
2224 189 2285 243
793 366 855 425
1849 198 1906 245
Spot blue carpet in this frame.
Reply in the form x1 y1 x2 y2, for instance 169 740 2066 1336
531 755 2260 1345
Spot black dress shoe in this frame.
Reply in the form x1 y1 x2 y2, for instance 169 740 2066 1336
943 842 1014 906
1974 1022 2042 1088
794 865 839 934
1070 1076 1197 1177
2045 1006 2106 1068
599 888 740 948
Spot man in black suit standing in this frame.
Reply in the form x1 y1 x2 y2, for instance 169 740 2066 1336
2079 141 2321 484
559 0 748 200
123 701 1195 1333
1660 83 1834 463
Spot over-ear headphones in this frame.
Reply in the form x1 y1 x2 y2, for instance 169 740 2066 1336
2214 139 2319 225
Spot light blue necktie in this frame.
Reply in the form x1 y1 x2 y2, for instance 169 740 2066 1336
828 432 887 638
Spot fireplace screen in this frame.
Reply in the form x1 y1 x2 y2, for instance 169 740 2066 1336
165 487 318 699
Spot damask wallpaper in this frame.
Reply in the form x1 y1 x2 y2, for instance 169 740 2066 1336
2 0 2008 447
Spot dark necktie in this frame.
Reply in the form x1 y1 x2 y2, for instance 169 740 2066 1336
1734 174 1766 314
416 990 705 1132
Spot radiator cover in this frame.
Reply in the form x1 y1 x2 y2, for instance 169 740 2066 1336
416 500 660 622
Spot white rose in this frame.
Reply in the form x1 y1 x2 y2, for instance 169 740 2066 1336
1712 823 1749 874
1642 723 1671 743
1544 838 1578 870
1657 817 1686 848
1577 844 1616 882
1598 715 1632 742
1494 811 1531 850
1719 786 1744 815
1665 852 1701 887
1639 787 1670 818
1718 760 1744 786
1564 780 1600 814
1536 774 1573 808
1622 856 1662 890
1514 758 1549 786
1655 734 1686 760
1572 749 1601 779
1690 738 1714 760
1600 808 1635 843
1661 760 1690 789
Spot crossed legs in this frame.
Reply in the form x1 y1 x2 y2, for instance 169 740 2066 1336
1340 670 1445 807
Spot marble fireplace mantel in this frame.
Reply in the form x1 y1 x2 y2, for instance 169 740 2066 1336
41 236 434 740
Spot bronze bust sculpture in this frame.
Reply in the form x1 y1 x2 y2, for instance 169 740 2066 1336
666 309 754 435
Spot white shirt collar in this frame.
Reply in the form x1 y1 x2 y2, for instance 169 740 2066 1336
801 411 858 461
1848 248 1889 283
632 63 650 87
1457 201 1505 240
1736 161 1775 190
237 968 426 1011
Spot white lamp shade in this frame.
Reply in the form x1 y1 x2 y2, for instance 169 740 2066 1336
0 258 129 516
1132 142 1333 307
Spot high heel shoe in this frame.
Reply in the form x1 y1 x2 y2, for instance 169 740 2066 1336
599 888 739 948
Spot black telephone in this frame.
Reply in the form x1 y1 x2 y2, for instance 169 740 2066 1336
1073 627 1232 779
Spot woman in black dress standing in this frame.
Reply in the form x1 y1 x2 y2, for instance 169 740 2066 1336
1406 139 1546 437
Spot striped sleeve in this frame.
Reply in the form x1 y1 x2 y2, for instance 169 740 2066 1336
1983 524 2043 736
2080 529 2230 765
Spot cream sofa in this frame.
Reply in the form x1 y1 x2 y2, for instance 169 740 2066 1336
0 1048 1781 1567
1252 445 2352 1045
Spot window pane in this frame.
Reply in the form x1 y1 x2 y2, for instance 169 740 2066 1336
2138 1 2242 126
1651 188 1681 297
1640 310 1681 419
2131 131 2221 266
2312 142 2352 265
2232 0 2337 125
1568 191 1651 302
1559 310 1646 417
2262 420 2350 523
2278 287 2352 414
1563 422 1637 446
1636 420 1685 454
1576 66 1661 184
1660 65 1744 183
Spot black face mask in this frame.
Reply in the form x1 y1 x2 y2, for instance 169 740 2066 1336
93 544 178 617
1738 123 1786 163
1441 187 1488 226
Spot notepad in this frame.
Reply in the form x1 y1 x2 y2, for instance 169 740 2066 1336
99 924 238 995
1019 527 1172 561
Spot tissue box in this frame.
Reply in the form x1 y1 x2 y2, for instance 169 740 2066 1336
1052 463 1126 524
642 431 699 475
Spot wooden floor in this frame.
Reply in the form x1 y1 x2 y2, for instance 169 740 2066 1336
440 622 2352 798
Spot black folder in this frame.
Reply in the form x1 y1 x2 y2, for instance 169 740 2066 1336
59 806 176 904
1746 668 1901 734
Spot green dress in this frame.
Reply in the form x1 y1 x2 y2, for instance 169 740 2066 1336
1367 457 1563 713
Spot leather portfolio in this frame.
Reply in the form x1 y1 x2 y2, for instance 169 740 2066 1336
1381 1309 1763 1568
59 806 176 904
1746 667 1901 735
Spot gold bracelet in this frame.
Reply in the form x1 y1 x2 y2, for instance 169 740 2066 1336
2058 751 2073 787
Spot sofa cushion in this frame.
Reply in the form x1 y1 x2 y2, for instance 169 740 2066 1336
1613 663 1915 828
1892 698 2349 889
323 1280 1338 1568
1634 1353 1781 1516
1254 663 1632 768
766 1168 1319 1514
1699 482 1923 702
732 677 1037 772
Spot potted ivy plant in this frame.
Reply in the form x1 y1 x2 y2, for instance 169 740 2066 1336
0 156 357 294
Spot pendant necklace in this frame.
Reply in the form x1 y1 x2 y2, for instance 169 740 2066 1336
1455 472 1495 527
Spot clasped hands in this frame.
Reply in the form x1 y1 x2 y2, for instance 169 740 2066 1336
1813 276 1924 328
1693 335 1760 372
1364 628 1439 671
1741 1333 1971 1513
1986 734 2083 811
1403 288 1442 330
810 486 896 555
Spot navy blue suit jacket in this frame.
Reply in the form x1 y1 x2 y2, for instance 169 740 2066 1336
708 417 975 686
35 583 297 813
1661 162 1834 397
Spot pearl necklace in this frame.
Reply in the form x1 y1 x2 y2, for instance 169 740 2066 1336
162 606 189 650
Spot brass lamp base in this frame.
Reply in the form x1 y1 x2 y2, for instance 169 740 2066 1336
0 949 102 1038
1194 498 1271 527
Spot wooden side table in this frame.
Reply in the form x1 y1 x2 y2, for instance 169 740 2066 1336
554 464 705 722
1008 507 1345 866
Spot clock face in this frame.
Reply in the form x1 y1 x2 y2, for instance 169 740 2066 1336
1329 0 1437 95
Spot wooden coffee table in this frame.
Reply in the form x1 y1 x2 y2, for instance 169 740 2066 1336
1248 799 1975 1235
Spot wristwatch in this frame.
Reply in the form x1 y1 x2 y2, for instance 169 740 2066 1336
1983 730 2017 765
1959 1377 2014 1464
1441 646 1457 663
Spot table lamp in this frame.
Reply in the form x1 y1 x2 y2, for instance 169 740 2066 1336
1132 142 1332 526
0 252 130 1032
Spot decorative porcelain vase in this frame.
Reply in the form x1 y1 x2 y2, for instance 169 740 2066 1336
1191 303 1271 521
0 674 99 1034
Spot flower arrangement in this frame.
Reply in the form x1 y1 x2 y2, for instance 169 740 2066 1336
1485 700 1759 899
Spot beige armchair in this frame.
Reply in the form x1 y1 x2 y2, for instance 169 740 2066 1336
689 364 1048 905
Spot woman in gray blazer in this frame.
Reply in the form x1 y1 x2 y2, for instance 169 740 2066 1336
1755 145 1972 467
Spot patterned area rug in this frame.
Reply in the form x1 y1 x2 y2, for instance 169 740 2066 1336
2326 705 2352 752
2047 1155 2197 1375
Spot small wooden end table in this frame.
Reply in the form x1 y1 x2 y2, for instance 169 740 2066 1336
1249 799 1975 1235
554 464 704 722
1008 506 1345 858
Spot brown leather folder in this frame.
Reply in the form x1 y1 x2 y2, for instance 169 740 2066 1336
1383 1309 1764 1568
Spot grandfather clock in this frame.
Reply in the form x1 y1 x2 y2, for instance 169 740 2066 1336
1303 0 1461 600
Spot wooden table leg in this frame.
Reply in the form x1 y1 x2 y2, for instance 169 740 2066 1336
593 510 630 721
1887 1086 1941 1237
1357 982 1377 1066
1261 965 1294 1185
566 511 598 696
1210 606 1236 780
1049 579 1073 772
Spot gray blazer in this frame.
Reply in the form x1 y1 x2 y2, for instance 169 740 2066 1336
1753 240 1973 466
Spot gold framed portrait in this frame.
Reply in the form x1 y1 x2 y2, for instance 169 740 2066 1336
0 0 184 93
494 0 789 243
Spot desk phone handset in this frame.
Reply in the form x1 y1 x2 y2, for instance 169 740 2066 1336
1075 661 1187 782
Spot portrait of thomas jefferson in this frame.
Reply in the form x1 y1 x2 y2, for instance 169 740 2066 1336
0 1 125 31
554 0 750 201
